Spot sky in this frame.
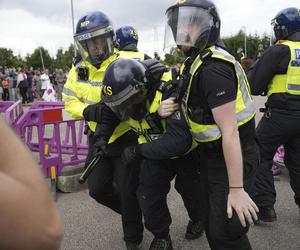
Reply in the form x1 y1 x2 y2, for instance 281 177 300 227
0 0 299 59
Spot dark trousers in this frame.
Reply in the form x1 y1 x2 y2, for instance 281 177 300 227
198 141 259 250
27 87 33 102
86 135 143 244
2 89 9 100
19 87 28 103
137 151 203 239
251 110 300 208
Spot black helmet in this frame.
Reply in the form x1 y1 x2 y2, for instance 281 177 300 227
102 58 148 120
74 11 115 67
271 7 300 41
164 0 220 53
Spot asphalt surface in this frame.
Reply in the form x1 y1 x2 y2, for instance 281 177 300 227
57 96 300 250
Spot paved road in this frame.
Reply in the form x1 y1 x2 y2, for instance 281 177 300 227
57 96 300 250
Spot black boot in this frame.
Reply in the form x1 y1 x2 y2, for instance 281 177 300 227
149 235 173 250
185 220 204 240
258 206 277 222
126 241 141 250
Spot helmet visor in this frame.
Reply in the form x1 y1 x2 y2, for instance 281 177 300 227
109 92 147 121
74 27 114 65
164 6 214 53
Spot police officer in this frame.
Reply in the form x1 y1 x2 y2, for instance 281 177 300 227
248 7 300 222
62 11 143 250
116 25 150 60
100 58 204 250
164 0 259 249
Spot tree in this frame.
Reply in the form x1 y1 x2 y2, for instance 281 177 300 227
0 48 21 67
54 45 74 69
25 47 53 70
223 30 271 60
163 47 186 66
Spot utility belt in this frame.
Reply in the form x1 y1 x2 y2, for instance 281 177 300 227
259 106 300 118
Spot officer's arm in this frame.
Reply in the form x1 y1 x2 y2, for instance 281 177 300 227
62 66 88 119
93 104 121 143
140 107 192 160
247 44 290 96
0 119 63 250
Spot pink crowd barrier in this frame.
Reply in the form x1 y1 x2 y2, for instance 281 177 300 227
0 101 88 178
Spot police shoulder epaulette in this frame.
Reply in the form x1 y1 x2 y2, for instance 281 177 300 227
158 80 173 92
72 54 83 67
200 49 213 60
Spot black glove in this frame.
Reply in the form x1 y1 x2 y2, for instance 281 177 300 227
121 145 143 166
83 102 119 125
83 102 103 122
93 137 108 157
141 59 168 83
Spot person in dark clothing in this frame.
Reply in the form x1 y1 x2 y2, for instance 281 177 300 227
248 7 300 222
63 12 144 250
26 70 33 103
164 0 259 249
17 69 28 104
100 58 204 250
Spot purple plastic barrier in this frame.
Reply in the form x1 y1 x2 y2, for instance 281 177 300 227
3 100 24 126
14 105 88 177
0 101 15 112
30 101 64 109
27 101 65 152
274 145 285 163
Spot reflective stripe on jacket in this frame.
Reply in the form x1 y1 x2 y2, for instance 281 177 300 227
182 45 256 143
118 50 145 61
267 40 300 96
62 53 129 144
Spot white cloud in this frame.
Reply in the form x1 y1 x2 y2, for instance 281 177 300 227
0 0 299 59
0 9 73 57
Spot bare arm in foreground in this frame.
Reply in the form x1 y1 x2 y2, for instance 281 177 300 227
0 119 64 250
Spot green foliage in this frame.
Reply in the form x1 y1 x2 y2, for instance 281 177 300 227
163 47 186 66
161 30 272 66
25 47 53 70
0 45 75 70
223 30 271 59
0 31 272 69
53 45 75 70
0 48 24 67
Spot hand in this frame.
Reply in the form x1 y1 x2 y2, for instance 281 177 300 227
83 102 119 125
93 137 108 157
83 102 103 122
227 188 259 227
158 97 179 118
121 145 143 166
141 59 168 83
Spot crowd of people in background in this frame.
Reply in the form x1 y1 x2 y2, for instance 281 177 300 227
0 66 68 103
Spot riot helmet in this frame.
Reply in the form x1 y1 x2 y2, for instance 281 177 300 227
74 11 115 67
271 7 300 41
164 0 220 54
102 58 149 121
116 26 139 50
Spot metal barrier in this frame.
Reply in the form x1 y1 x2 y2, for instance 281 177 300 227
0 101 89 199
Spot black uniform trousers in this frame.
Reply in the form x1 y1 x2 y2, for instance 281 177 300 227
137 151 203 239
86 134 144 244
198 139 259 250
251 110 300 208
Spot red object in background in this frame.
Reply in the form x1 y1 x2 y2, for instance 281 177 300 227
43 109 63 123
